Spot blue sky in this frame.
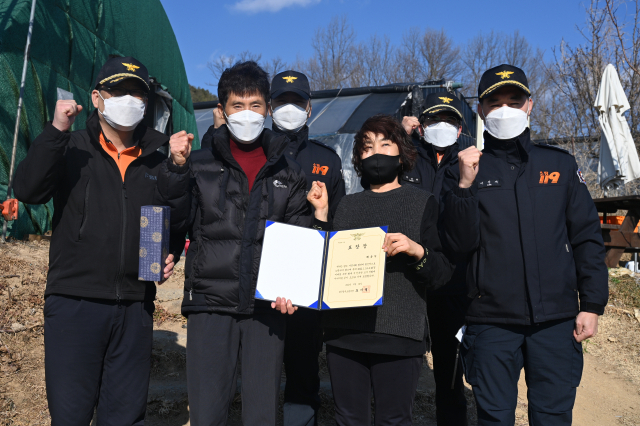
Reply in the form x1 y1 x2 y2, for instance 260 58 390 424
159 0 590 91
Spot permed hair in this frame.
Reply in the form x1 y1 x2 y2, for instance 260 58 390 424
352 114 418 176
217 61 270 108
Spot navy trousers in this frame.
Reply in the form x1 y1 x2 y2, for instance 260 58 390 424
283 309 322 426
461 318 583 426
44 294 154 426
427 294 469 426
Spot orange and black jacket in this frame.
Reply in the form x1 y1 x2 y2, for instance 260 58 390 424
13 110 179 302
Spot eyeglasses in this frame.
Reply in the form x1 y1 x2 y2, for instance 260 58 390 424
424 116 461 127
101 87 148 100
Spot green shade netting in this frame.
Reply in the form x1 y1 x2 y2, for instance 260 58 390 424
0 0 198 239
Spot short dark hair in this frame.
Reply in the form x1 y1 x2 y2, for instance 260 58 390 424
217 61 270 108
352 114 418 176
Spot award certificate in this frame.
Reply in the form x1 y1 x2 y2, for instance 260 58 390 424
255 221 387 310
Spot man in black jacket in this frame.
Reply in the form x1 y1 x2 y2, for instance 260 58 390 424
440 64 608 426
269 70 346 426
13 57 178 425
156 61 310 426
400 92 469 426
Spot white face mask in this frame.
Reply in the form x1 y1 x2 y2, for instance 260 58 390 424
423 122 458 148
481 101 530 140
271 103 309 132
99 93 145 132
224 109 266 144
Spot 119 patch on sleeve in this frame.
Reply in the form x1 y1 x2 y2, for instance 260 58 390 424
577 169 586 184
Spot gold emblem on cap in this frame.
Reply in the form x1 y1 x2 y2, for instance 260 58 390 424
283 76 297 83
122 63 140 72
439 97 453 104
496 71 514 80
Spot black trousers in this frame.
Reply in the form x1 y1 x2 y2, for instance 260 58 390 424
461 318 583 426
44 294 154 426
186 311 286 426
326 345 422 426
427 293 469 426
283 309 322 426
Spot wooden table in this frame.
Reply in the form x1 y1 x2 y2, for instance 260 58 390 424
592 195 640 267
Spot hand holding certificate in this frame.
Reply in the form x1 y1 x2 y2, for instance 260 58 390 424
256 221 387 310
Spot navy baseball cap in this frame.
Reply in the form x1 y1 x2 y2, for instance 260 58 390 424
420 91 463 120
271 70 310 100
94 56 150 92
477 64 530 100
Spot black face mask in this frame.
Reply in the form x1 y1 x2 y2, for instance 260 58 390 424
360 154 401 185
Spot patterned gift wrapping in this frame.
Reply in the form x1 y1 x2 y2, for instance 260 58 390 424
138 206 170 281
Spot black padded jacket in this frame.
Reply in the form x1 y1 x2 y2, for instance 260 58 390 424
156 125 310 315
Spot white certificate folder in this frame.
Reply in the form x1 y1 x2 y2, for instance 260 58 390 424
255 221 387 310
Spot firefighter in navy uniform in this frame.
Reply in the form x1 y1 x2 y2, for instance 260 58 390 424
399 92 469 426
270 70 346 426
440 64 608 426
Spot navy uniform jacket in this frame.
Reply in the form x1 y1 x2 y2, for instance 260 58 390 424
273 125 346 220
402 134 459 200
401 135 466 296
440 129 608 325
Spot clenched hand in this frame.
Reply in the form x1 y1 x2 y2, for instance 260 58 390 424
170 131 194 166
307 180 329 221
458 146 482 188
52 100 83 133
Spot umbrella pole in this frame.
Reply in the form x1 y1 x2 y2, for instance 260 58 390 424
2 0 38 243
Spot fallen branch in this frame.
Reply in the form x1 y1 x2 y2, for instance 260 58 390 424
0 323 43 334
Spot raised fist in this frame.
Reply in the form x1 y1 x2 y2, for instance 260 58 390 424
170 130 194 166
402 116 421 135
52 100 83 132
307 180 329 221
458 146 482 188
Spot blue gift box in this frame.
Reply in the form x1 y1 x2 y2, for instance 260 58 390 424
138 206 170 282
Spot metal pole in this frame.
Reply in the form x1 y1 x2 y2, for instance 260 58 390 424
2 0 38 242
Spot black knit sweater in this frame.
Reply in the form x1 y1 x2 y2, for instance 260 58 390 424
317 185 454 343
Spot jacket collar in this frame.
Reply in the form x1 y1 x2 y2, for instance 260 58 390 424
272 124 309 158
482 128 532 163
85 109 168 157
210 125 289 171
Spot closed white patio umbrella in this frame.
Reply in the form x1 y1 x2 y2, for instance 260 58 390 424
594 64 640 193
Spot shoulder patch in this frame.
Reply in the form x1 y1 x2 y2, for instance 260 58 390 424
535 143 572 155
309 139 338 155
577 169 586 184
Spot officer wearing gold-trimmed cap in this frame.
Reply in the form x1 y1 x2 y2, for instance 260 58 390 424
440 64 608 425
12 56 181 424
399 91 469 426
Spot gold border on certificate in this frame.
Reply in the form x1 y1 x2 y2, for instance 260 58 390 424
322 226 386 309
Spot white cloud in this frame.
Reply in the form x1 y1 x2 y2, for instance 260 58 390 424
232 0 320 13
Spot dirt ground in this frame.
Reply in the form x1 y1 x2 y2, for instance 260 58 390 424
1 240 640 425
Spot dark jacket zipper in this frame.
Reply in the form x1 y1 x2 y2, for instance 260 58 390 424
110 150 130 307
115 181 127 306
78 180 90 240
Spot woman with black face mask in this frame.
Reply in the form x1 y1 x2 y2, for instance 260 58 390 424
308 114 454 426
